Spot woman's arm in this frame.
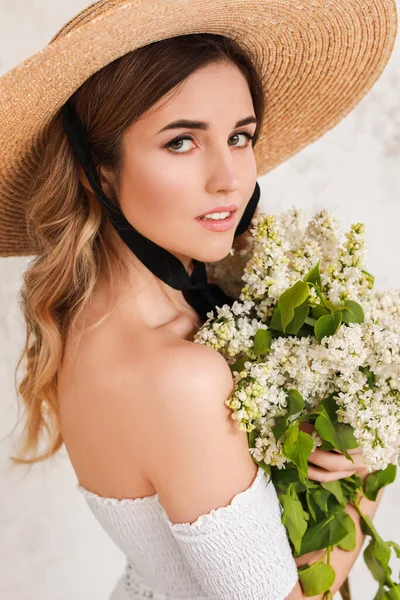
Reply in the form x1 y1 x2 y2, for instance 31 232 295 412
287 427 387 599
293 489 383 600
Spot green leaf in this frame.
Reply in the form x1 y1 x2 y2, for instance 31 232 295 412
269 307 284 332
270 303 310 335
315 411 344 452
272 465 302 489
321 480 346 506
325 299 347 312
314 409 354 460
280 488 309 555
315 414 337 446
337 513 357 551
364 540 386 584
230 356 249 373
287 389 305 418
283 424 314 479
320 439 335 452
342 300 365 324
388 541 400 558
300 514 349 555
306 488 317 522
385 585 400 599
364 538 391 586
360 513 382 540
373 587 387 600
313 487 330 514
321 395 338 421
335 422 359 450
304 262 322 287
285 300 310 335
257 461 272 477
344 473 364 491
364 464 397 501
298 561 335 596
315 312 343 343
311 305 330 320
373 587 400 600
272 416 287 441
340 474 364 503
278 281 310 332
374 537 392 573
320 396 359 451
247 428 257 448
253 328 272 357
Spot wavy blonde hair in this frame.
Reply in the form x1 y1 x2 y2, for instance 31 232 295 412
8 32 265 466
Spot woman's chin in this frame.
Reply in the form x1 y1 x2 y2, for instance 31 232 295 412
193 246 233 265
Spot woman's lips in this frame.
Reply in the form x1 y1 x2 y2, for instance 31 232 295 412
195 211 237 232
197 204 238 218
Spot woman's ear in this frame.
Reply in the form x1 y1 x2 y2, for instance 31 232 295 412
76 163 116 199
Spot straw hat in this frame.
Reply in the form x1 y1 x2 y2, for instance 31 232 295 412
0 0 398 257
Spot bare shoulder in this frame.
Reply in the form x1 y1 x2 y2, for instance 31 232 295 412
58 317 183 495
60 318 256 511
144 336 235 403
139 337 258 525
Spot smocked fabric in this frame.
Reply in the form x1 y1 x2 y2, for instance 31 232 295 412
77 466 298 599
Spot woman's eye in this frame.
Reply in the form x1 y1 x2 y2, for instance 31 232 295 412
165 135 195 153
164 131 254 154
229 132 254 148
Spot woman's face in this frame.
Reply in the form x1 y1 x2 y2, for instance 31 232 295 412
112 60 258 269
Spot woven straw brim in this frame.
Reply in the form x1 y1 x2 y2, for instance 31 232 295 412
0 0 398 257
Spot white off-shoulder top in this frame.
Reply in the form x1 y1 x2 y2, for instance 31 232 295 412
77 465 299 600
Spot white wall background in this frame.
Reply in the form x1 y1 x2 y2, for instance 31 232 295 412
0 2 399 599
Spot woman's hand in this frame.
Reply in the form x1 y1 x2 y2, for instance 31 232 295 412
300 421 369 482
307 446 368 482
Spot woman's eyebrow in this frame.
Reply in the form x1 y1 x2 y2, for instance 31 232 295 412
157 115 257 134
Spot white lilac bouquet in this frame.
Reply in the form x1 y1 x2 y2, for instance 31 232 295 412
197 208 400 599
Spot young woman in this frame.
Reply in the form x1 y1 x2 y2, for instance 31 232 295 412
0 1 397 598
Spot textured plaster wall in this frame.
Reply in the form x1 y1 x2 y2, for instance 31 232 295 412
0 2 399 599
